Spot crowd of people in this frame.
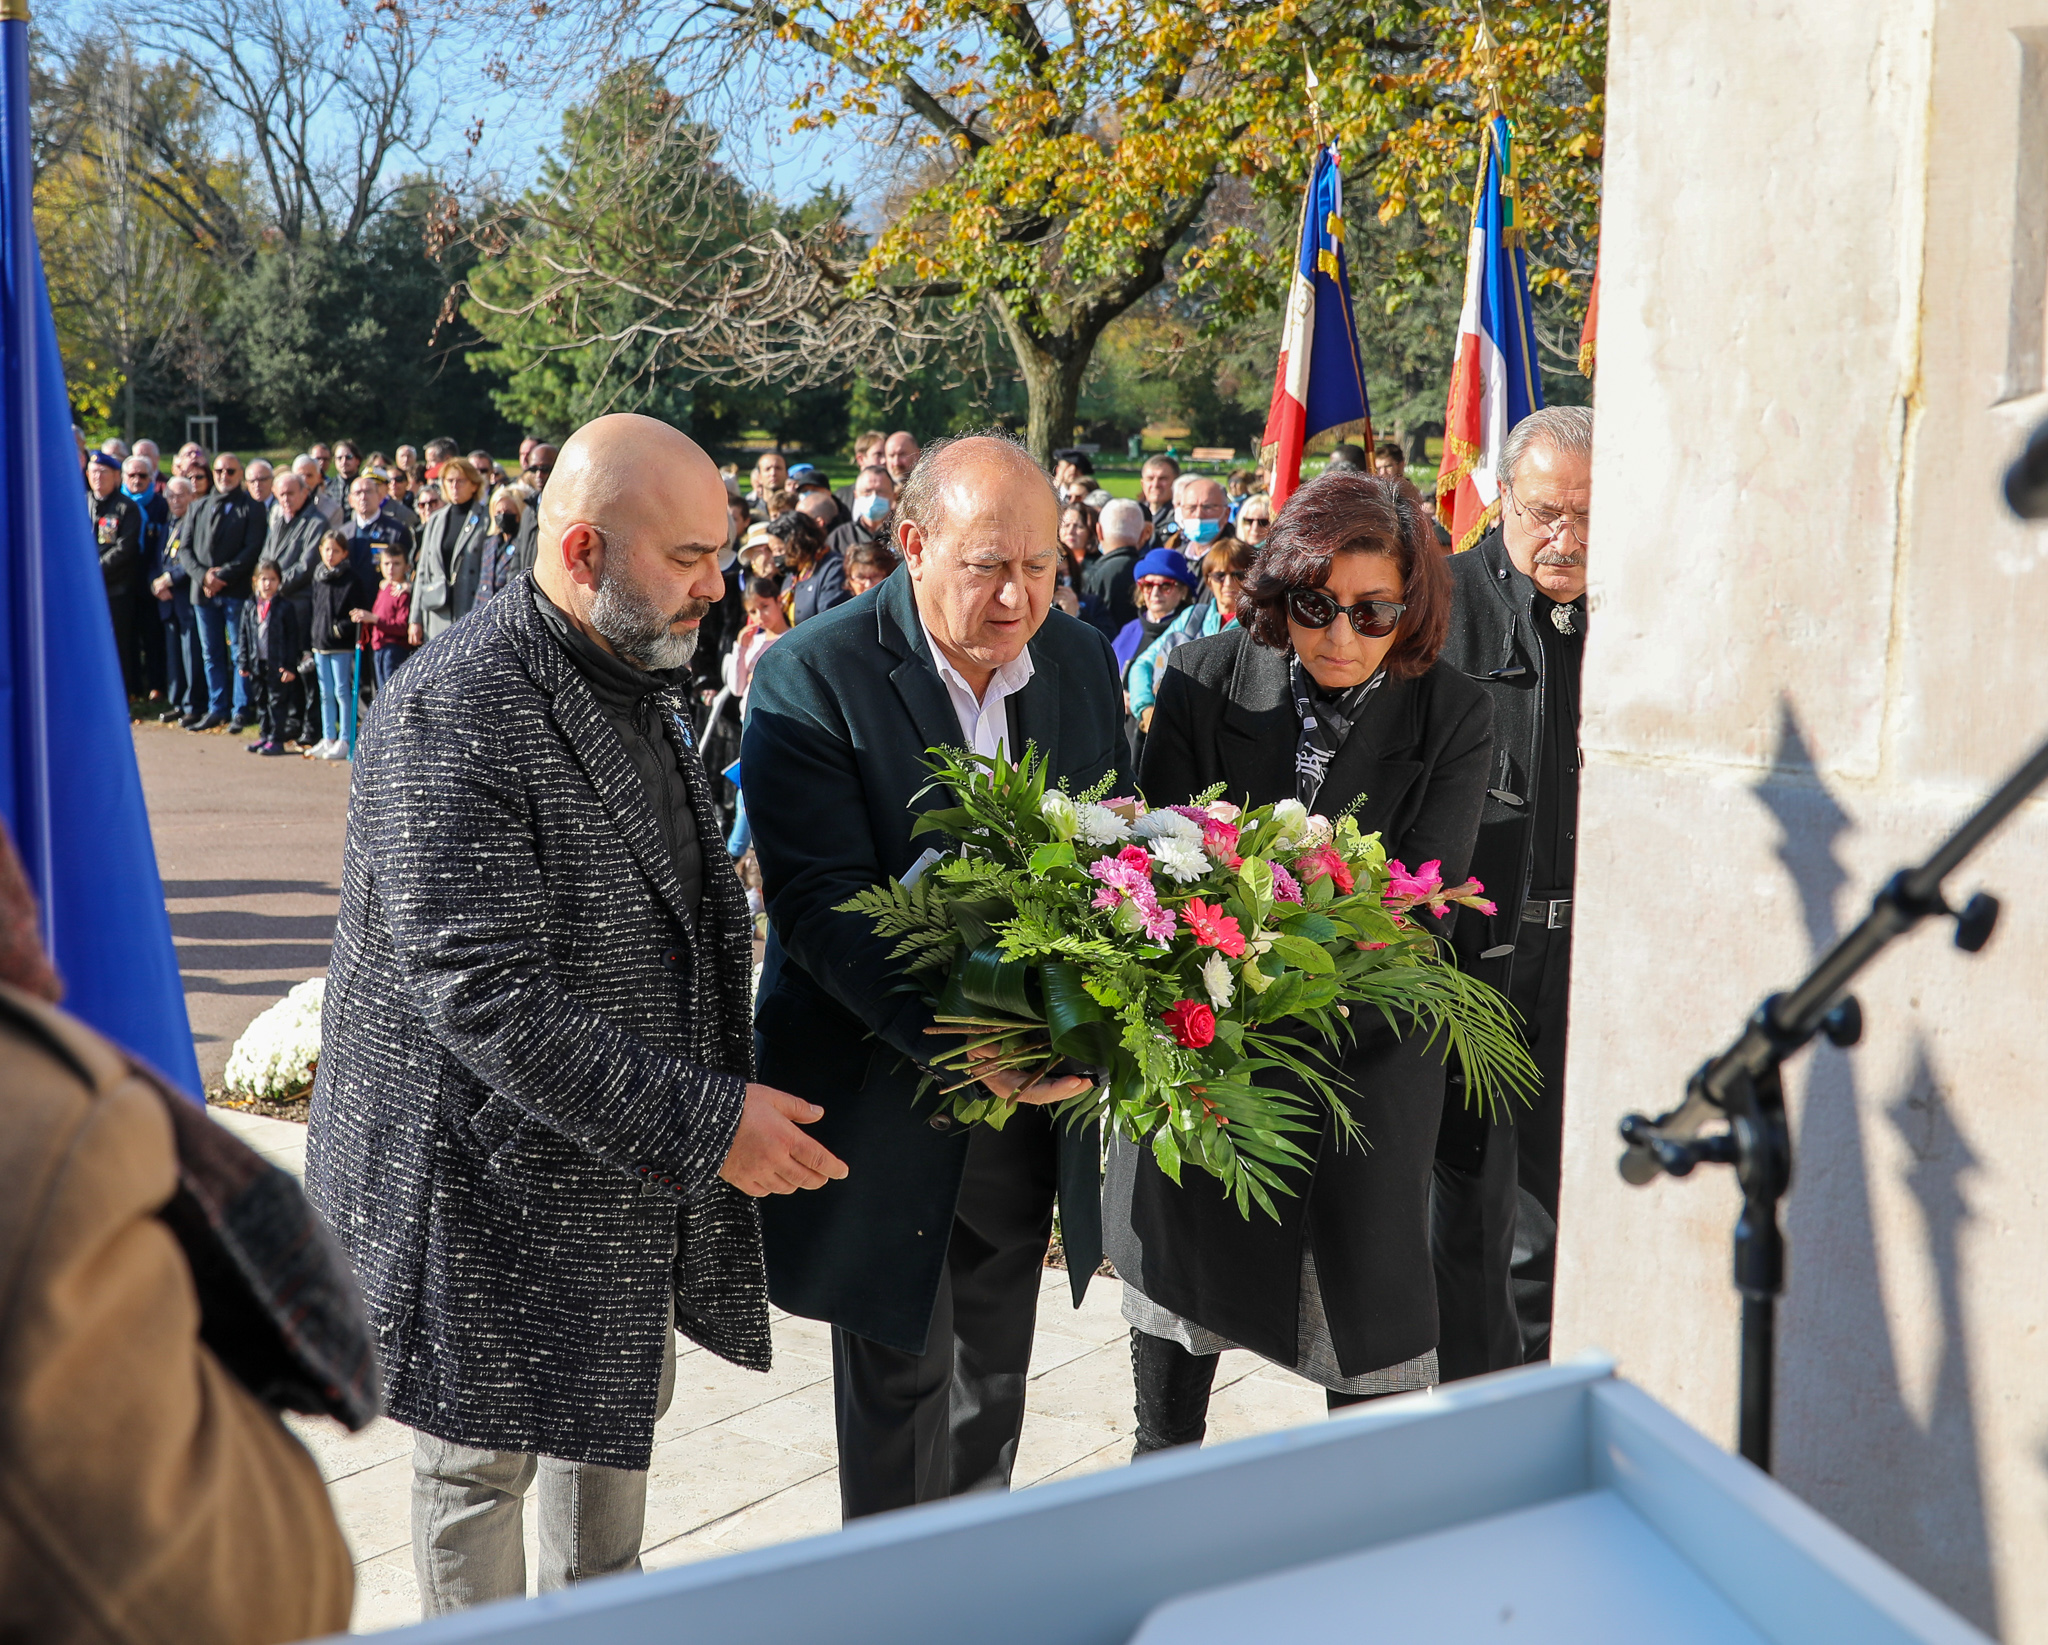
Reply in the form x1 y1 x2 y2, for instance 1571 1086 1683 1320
83 420 1441 784
25 403 1584 1638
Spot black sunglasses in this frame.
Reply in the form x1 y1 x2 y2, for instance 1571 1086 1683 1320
1287 588 1406 637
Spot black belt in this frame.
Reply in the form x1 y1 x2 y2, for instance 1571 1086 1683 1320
1521 897 1572 929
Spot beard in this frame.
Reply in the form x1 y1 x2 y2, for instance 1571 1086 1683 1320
589 568 710 671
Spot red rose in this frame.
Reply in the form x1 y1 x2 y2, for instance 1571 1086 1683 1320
1161 998 1217 1050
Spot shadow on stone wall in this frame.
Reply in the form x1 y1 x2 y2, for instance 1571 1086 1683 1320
1755 702 1998 1634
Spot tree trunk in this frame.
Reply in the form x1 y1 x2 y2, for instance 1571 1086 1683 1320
991 299 1092 467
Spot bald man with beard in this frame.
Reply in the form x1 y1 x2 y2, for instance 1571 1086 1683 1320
308 413 845 1617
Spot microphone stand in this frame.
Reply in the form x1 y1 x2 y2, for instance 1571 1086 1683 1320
1617 735 2048 1472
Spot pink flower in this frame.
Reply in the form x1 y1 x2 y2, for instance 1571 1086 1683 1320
1199 816 1242 867
1269 862 1304 904
1382 859 1494 919
1167 805 1212 826
1293 844 1355 895
1090 852 1177 943
1205 800 1242 823
1182 897 1247 957
1386 858 1443 903
1355 940 1390 952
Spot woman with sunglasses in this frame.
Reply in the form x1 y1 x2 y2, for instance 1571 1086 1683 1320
1104 469 1495 1452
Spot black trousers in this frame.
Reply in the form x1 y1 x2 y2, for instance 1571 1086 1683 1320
1129 1330 1386 1455
1431 912 1573 1379
831 1108 1058 1520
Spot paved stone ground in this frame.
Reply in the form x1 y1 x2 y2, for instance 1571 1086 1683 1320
133 719 350 1086
146 730 1332 1634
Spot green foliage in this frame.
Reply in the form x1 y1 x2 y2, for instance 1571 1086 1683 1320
465 65 850 444
837 744 1539 1219
220 196 521 450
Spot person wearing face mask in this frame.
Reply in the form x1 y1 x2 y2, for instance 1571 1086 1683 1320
476 487 527 605
827 465 897 560
1104 469 1491 1454
1167 475 1235 563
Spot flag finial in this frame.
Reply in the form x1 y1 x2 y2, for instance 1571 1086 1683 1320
1472 3 1505 116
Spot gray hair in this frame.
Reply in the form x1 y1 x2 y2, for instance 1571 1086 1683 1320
893 429 1058 545
1097 496 1148 546
1497 406 1594 486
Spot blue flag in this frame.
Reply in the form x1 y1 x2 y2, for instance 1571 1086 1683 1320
1259 143 1374 507
1 23 202 1098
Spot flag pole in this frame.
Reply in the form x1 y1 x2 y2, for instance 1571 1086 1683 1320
1 0 54 949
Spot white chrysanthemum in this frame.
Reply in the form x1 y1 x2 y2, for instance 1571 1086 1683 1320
1073 803 1131 848
1200 950 1235 1010
1040 790 1079 840
1153 838 1210 883
1132 809 1202 847
223 977 325 1101
1267 798 1311 849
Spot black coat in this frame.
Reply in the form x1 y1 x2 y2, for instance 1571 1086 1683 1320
236 594 311 678
1437 530 1552 988
1109 627 1494 1376
90 491 141 594
309 560 371 652
306 577 766 1470
178 487 265 600
1083 543 1141 640
743 569 1128 1353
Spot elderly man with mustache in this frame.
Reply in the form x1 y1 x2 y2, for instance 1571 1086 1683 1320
1430 405 1594 1390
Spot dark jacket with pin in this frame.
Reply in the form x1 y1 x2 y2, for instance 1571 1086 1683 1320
1111 626 1494 1376
742 569 1127 1354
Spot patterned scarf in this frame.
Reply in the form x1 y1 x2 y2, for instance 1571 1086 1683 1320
1290 656 1386 809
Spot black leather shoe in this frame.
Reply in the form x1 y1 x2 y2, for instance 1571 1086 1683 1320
191 711 227 731
228 713 256 732
159 707 189 724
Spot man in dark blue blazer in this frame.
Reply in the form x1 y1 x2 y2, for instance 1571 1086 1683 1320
744 433 1128 1519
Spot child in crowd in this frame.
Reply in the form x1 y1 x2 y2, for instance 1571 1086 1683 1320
308 531 371 761
353 546 416 689
238 560 308 757
729 575 790 709
722 576 792 860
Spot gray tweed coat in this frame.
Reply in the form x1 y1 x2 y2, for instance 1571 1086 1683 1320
306 575 766 1471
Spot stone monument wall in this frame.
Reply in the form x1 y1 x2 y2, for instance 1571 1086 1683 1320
1556 3 2048 1637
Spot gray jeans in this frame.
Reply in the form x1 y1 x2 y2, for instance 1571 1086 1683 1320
411 1320 677 1616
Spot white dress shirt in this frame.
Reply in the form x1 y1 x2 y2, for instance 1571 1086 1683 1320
919 613 1036 760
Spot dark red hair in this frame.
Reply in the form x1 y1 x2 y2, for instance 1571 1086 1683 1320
1239 470 1452 679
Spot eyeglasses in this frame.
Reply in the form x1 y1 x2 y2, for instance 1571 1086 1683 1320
1505 484 1588 544
1137 577 1184 592
212 462 238 474
1238 516 1270 530
1287 588 1406 637
1208 570 1245 586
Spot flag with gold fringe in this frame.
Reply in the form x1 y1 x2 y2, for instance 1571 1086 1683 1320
1435 111 1545 552
1259 141 1372 510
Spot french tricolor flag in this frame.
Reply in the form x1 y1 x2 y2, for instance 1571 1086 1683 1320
1259 143 1372 510
1436 112 1546 553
